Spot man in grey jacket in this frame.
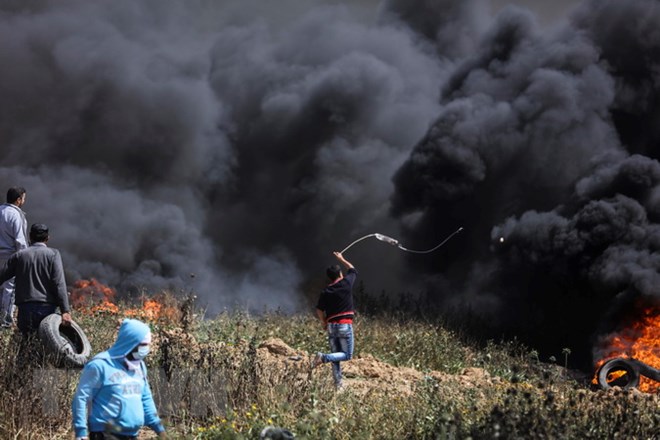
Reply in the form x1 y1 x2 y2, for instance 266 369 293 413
0 186 28 327
0 223 71 335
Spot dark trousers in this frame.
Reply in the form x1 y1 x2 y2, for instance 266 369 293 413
90 432 138 440
13 303 57 369
16 302 56 335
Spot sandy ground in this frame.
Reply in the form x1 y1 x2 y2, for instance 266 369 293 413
256 337 502 395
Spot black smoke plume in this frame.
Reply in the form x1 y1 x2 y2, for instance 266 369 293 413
392 0 660 368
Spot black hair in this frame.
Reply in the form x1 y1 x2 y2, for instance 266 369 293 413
6 187 26 204
326 264 341 282
29 224 49 243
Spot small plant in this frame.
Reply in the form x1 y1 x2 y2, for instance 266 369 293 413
562 347 571 371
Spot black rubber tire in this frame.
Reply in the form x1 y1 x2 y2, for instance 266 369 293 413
596 358 640 390
38 313 91 368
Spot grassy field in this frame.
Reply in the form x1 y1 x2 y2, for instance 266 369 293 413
0 294 657 439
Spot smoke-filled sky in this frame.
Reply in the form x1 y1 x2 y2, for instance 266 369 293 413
1 0 657 367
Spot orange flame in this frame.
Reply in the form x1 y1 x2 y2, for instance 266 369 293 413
70 278 119 314
71 279 179 322
605 370 626 382
593 304 660 393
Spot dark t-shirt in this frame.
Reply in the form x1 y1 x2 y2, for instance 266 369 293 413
316 268 357 320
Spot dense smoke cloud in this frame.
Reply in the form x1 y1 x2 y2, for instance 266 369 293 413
572 0 660 158
392 0 660 367
0 0 445 312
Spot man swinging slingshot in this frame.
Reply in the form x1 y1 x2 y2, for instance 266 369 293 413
311 251 356 390
311 227 463 389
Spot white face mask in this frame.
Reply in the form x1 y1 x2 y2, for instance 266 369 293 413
133 344 150 360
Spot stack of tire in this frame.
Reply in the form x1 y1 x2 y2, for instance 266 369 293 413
38 314 91 368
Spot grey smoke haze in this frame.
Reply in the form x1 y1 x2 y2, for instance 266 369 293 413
377 0 489 58
1 0 656 368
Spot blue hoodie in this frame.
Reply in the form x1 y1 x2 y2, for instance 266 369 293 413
72 319 165 438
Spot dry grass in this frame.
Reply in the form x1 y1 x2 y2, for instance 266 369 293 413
0 295 657 439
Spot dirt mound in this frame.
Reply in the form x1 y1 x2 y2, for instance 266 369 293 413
154 331 501 398
259 338 302 358
255 338 499 395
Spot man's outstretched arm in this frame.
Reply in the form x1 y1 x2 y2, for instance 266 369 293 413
333 251 354 270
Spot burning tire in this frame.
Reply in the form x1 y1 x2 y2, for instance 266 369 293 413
38 313 91 368
596 358 640 390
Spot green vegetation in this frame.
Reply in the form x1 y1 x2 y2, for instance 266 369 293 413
0 295 657 439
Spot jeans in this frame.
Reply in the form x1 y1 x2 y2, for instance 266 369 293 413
15 304 57 369
323 323 354 387
17 302 57 335
0 256 15 326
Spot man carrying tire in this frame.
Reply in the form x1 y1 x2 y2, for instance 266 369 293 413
0 223 72 335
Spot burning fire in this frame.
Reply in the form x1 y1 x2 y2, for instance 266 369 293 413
593 303 660 393
70 278 179 322
70 278 119 313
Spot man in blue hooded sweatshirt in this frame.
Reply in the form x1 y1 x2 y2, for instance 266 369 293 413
72 319 166 440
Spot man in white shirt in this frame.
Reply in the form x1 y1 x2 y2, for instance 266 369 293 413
0 187 28 328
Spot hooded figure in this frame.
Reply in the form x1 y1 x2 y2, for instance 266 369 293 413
72 319 166 440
